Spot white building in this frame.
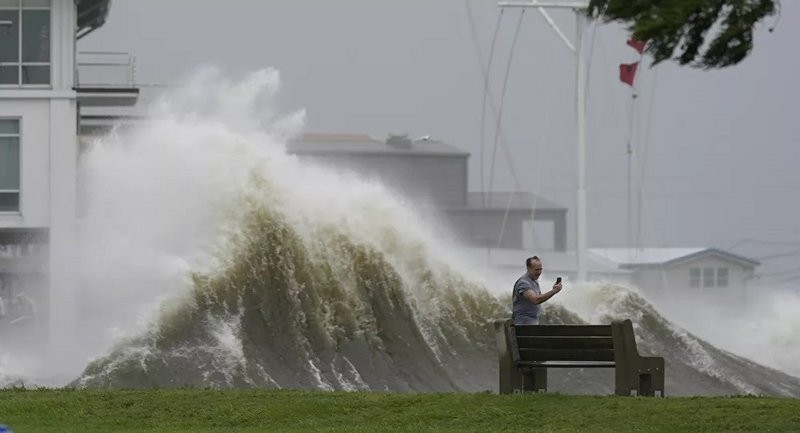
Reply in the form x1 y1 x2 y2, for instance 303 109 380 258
589 247 760 308
473 247 760 304
0 0 136 341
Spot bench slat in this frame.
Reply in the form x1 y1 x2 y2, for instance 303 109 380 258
513 325 612 337
518 361 615 369
519 348 616 362
516 336 614 350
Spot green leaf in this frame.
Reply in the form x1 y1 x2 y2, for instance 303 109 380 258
587 0 778 69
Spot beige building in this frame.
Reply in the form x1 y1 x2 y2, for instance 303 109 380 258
589 248 760 307
286 133 568 251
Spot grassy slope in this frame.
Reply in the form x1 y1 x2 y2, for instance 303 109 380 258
0 389 799 433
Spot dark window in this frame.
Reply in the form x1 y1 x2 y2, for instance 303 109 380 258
691 265 731 288
0 118 20 212
0 1 49 86
716 267 729 287
689 268 701 288
0 9 20 63
703 267 715 288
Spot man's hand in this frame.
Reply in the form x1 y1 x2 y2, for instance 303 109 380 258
523 282 563 305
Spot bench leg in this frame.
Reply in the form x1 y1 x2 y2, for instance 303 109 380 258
525 368 547 393
502 368 548 394
649 359 665 397
513 368 547 393
615 372 664 396
497 320 517 395
615 357 665 397
616 372 658 396
638 373 653 397
640 357 665 397
499 359 523 394
614 366 631 396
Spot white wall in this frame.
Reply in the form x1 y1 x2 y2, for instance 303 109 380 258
51 0 76 91
0 0 78 230
0 99 52 227
0 0 79 341
0 99 78 229
635 256 754 312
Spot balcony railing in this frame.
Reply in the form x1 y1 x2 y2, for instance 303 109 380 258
76 51 136 88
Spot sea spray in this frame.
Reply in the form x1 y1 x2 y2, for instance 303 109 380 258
2 68 797 396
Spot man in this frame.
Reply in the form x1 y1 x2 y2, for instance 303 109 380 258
512 256 562 325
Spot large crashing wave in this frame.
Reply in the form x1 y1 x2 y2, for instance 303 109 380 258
77 204 506 391
71 67 506 391
61 68 800 396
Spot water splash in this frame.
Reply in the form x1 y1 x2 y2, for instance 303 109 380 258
645 286 800 378
2 68 797 396
64 67 501 390
558 282 798 396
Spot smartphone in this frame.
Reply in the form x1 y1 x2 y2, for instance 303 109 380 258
556 277 562 284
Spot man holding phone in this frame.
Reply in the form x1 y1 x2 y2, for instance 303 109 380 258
511 256 563 325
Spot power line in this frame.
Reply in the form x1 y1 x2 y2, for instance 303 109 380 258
522 13 561 252
487 8 526 197
463 1 524 197
753 249 800 261
464 1 535 254
729 238 800 250
635 67 659 250
487 9 526 250
464 1 505 207
758 266 800 278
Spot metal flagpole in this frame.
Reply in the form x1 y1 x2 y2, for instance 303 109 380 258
498 0 590 281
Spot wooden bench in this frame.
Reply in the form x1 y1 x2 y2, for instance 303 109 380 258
495 319 665 396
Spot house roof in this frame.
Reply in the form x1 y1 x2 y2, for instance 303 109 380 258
286 134 469 157
588 248 760 268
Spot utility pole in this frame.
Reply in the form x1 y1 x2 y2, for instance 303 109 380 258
498 1 590 281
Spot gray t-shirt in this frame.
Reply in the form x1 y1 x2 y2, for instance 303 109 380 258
512 274 541 319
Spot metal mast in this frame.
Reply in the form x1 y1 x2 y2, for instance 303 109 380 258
498 0 590 281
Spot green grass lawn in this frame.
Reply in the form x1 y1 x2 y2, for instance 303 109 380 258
0 389 798 433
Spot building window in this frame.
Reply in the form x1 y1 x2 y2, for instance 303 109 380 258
703 267 715 287
716 267 728 287
0 118 20 212
0 0 50 86
689 267 730 288
689 268 701 288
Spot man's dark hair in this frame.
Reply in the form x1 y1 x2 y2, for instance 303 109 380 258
525 256 540 268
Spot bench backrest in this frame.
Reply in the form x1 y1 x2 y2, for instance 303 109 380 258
509 324 615 363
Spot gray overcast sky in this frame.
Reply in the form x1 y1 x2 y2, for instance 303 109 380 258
80 1 800 282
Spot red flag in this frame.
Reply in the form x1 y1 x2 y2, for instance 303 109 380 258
627 37 646 54
619 62 639 86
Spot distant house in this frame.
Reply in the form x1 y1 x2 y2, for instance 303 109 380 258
588 248 760 303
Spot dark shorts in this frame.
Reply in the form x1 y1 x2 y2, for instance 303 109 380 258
513 315 539 325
